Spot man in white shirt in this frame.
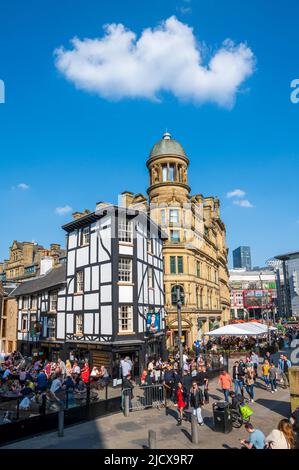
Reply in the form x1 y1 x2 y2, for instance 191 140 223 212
121 358 132 379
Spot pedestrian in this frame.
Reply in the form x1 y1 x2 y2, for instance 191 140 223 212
120 357 132 379
244 364 255 402
196 366 208 404
202 366 209 404
269 363 278 393
261 360 270 390
163 364 175 407
176 381 186 426
122 372 134 410
232 360 245 397
250 352 259 380
240 423 266 449
265 419 296 449
182 370 192 409
218 370 232 402
81 361 90 384
190 382 204 426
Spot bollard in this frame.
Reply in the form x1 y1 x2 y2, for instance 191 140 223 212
124 394 130 417
58 403 64 437
191 414 199 445
148 429 156 449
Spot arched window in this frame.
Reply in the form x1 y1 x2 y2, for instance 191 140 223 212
171 285 185 305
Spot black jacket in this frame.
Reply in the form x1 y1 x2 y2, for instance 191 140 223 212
190 389 203 409
122 377 134 390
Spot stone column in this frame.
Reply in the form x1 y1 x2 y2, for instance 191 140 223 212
289 366 299 412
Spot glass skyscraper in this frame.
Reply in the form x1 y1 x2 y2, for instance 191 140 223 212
233 246 252 270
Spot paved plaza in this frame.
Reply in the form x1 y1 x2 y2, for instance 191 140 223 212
3 361 291 450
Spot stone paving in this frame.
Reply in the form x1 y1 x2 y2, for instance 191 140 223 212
3 359 292 450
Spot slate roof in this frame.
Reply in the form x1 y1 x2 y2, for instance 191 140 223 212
11 265 66 296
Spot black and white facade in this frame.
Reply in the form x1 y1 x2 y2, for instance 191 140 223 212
61 204 167 376
14 204 167 376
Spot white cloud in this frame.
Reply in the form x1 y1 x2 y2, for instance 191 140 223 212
55 205 73 216
226 188 246 198
13 183 30 190
54 16 255 108
233 199 254 208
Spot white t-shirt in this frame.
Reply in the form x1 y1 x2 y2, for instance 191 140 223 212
50 378 62 394
266 429 290 449
121 360 131 377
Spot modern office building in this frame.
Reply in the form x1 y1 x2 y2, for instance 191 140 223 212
274 251 299 318
233 246 252 270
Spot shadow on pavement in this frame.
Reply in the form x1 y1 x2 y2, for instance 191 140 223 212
181 428 192 442
254 398 291 417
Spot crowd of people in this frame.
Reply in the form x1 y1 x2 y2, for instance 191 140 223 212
120 326 299 449
0 352 110 420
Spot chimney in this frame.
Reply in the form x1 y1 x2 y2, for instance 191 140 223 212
72 210 91 220
40 256 53 276
120 191 134 208
50 244 61 251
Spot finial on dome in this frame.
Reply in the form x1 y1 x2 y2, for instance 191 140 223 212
163 131 171 140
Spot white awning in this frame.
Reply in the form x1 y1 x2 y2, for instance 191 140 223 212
207 322 276 337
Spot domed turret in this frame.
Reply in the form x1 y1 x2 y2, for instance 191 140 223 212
149 132 187 160
147 132 190 202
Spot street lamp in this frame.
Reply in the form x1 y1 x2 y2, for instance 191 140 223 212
259 271 270 344
176 285 184 371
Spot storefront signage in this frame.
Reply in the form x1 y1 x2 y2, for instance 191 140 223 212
146 312 161 335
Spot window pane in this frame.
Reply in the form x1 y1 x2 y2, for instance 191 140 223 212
170 230 180 242
148 267 153 288
119 219 133 243
169 209 179 223
170 256 176 274
75 315 83 335
161 209 166 225
118 258 132 282
162 165 168 182
169 164 174 181
118 306 133 332
177 256 184 274
76 271 84 292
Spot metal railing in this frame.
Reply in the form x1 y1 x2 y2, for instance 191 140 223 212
121 384 165 412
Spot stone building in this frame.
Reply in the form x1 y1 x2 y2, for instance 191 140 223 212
0 283 18 353
121 132 230 348
0 241 66 283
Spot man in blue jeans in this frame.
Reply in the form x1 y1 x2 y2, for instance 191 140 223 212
232 360 245 397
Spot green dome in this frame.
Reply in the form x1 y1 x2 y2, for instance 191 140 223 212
149 132 187 159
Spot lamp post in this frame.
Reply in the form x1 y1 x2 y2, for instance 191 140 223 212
176 286 183 371
259 271 270 344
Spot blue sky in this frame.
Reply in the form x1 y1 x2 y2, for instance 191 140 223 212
0 0 299 268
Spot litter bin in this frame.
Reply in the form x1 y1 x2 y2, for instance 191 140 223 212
213 401 232 433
